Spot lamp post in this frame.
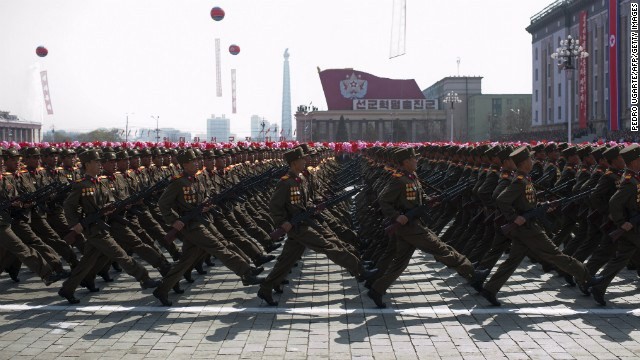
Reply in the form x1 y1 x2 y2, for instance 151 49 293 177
551 34 588 144
443 92 462 143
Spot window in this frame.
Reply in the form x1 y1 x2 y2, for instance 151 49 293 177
595 75 598 92
594 101 598 117
548 85 551 98
535 110 539 122
548 107 552 122
535 90 539 102
558 83 562 97
535 48 538 60
558 106 562 120
535 68 538 81
547 63 551 76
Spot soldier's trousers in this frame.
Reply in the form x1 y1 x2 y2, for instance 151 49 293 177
47 210 86 252
467 221 495 263
591 233 640 294
0 224 53 279
212 216 263 260
155 223 252 295
109 221 168 269
137 208 182 259
477 229 511 271
61 230 150 295
30 216 78 265
372 228 474 295
12 220 64 272
260 224 362 292
483 223 589 296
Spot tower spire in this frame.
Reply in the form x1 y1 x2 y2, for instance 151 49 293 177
281 49 292 140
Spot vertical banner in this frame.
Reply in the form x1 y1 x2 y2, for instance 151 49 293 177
389 0 406 58
215 38 222 97
231 69 237 114
631 2 638 131
608 0 620 131
579 11 588 129
40 71 53 115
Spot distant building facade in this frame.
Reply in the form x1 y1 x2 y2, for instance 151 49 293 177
526 0 635 134
295 69 445 142
206 114 230 142
0 110 42 142
250 115 271 141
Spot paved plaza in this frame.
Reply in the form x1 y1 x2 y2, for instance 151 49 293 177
0 247 639 360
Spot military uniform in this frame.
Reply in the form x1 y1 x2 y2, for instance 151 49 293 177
59 150 156 304
369 148 479 307
481 146 589 305
154 149 259 306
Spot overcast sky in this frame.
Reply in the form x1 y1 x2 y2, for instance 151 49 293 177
0 0 551 138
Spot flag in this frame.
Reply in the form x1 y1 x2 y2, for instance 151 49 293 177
608 0 620 131
40 71 54 115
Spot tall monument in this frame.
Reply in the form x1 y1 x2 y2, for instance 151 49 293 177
281 49 292 140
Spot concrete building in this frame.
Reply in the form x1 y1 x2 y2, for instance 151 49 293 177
526 0 635 135
0 110 42 142
295 69 444 142
250 115 271 141
206 114 230 143
422 76 483 142
468 94 532 141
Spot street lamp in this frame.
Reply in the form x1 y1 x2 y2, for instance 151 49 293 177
551 34 588 144
443 92 462 143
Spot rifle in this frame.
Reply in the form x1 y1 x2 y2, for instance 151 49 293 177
384 180 475 235
2 181 66 217
608 212 640 241
533 168 556 185
163 183 249 244
535 179 575 199
268 186 363 240
500 190 593 236
64 177 171 244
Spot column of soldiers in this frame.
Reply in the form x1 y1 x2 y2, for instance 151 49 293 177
355 141 640 308
1 140 639 309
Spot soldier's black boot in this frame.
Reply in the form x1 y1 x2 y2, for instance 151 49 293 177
112 262 123 273
241 273 264 286
480 289 501 306
158 262 171 277
80 280 100 292
173 282 184 294
254 254 275 267
258 287 278 306
140 278 161 289
273 284 284 294
98 270 114 283
592 287 606 306
44 272 66 286
367 289 386 309
251 266 265 276
58 289 80 304
183 271 195 283
204 256 215 267
195 261 207 275
153 288 172 306
357 268 379 282
6 268 20 283
469 269 490 293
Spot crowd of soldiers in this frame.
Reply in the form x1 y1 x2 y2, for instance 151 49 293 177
0 139 639 309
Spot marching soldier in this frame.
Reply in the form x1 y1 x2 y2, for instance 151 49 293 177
478 146 592 306
366 147 487 308
58 150 160 304
258 147 378 307
153 149 263 306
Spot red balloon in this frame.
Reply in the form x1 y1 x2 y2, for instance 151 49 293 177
210 7 225 21
36 46 48 57
229 44 240 55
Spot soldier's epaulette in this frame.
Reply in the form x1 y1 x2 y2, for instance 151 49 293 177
98 175 108 180
114 171 121 175
491 168 499 173
161 166 168 169
56 166 64 170
75 178 84 183
501 172 511 179
172 174 184 180
514 174 525 182
605 170 614 176
280 175 290 181
392 172 403 178
139 166 146 170
622 174 633 182
19 169 28 173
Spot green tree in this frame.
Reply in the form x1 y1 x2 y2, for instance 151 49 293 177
335 115 348 142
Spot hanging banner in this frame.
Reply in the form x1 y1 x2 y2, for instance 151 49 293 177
608 0 620 130
40 71 53 115
215 38 222 97
231 69 237 114
578 10 588 129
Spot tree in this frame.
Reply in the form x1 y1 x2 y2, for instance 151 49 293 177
76 128 122 142
335 115 348 142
